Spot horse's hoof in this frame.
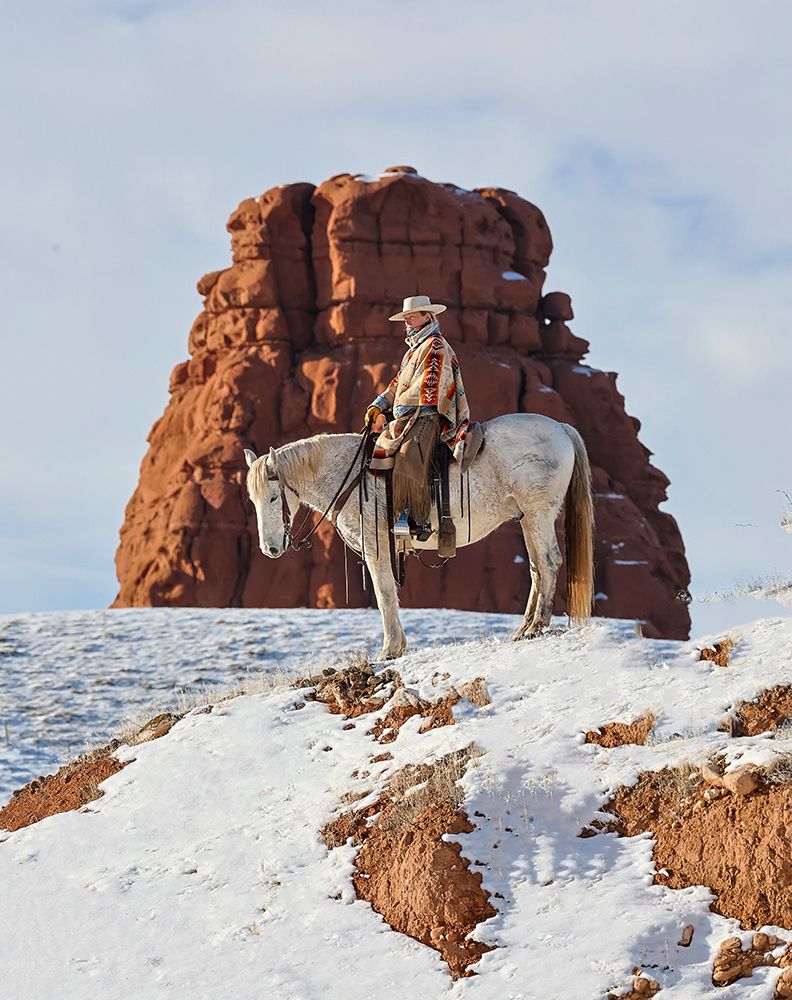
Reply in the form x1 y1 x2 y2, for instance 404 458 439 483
377 645 406 661
512 625 539 642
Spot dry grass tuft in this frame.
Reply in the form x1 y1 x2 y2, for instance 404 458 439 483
763 755 792 786
639 761 704 825
382 745 483 831
780 490 792 534
176 670 294 714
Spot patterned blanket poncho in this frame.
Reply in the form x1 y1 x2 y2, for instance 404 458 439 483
368 318 470 472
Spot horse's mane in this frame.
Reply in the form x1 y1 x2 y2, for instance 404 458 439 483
247 433 351 497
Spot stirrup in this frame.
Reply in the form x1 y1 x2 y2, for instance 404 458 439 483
393 511 411 539
409 517 434 542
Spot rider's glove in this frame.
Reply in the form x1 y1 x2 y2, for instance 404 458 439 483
365 405 382 425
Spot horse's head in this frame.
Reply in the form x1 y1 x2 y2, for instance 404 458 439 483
244 447 293 558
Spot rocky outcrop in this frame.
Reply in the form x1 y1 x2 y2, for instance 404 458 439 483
113 166 691 638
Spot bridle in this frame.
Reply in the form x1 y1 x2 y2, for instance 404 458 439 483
261 419 374 553
265 466 300 552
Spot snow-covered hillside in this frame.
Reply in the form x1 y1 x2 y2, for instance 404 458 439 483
2 611 792 998
0 608 518 800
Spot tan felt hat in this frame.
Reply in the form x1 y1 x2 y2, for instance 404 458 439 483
388 294 447 321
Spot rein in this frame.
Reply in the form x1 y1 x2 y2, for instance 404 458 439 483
269 420 374 552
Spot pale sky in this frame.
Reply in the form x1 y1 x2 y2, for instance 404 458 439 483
1 0 791 634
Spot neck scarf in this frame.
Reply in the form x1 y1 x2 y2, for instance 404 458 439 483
405 316 440 348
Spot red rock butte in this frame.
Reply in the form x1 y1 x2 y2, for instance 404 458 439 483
113 165 691 639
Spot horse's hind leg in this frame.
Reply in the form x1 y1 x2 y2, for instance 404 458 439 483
513 509 562 641
513 517 541 641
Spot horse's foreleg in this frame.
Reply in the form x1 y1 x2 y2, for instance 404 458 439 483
367 554 407 660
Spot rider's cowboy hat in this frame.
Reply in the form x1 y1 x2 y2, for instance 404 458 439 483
388 294 447 321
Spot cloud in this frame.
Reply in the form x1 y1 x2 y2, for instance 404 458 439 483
1 0 791 622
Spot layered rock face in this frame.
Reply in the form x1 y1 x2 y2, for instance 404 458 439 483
114 166 691 638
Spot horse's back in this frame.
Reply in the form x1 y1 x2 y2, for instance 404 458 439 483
477 412 576 487
481 411 574 448
483 412 559 427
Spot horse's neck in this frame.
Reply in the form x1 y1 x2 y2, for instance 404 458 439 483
287 434 359 511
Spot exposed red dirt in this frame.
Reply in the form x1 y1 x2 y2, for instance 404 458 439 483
731 685 792 737
309 658 462 742
369 691 460 744
322 750 495 978
585 713 654 747
308 661 399 718
0 746 128 832
698 638 735 667
604 763 792 929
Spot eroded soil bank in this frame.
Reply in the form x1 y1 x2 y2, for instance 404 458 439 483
323 750 497 978
731 684 792 737
0 746 128 832
605 762 792 930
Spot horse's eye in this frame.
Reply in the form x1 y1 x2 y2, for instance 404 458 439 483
270 496 278 503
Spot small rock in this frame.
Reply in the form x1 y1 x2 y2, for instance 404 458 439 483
134 713 180 744
457 677 492 708
723 766 760 796
679 925 694 947
633 976 659 996
776 967 792 998
712 965 743 985
701 761 725 787
390 686 422 708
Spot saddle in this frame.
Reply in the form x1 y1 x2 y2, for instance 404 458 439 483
332 421 485 584
388 418 484 559
429 421 485 558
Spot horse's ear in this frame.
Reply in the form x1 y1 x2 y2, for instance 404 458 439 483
267 446 278 473
244 449 258 469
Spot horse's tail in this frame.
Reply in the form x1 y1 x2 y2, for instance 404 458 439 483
561 423 594 624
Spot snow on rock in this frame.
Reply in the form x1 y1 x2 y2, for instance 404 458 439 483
2 612 792 997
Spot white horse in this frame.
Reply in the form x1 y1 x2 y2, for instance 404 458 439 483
245 413 594 660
